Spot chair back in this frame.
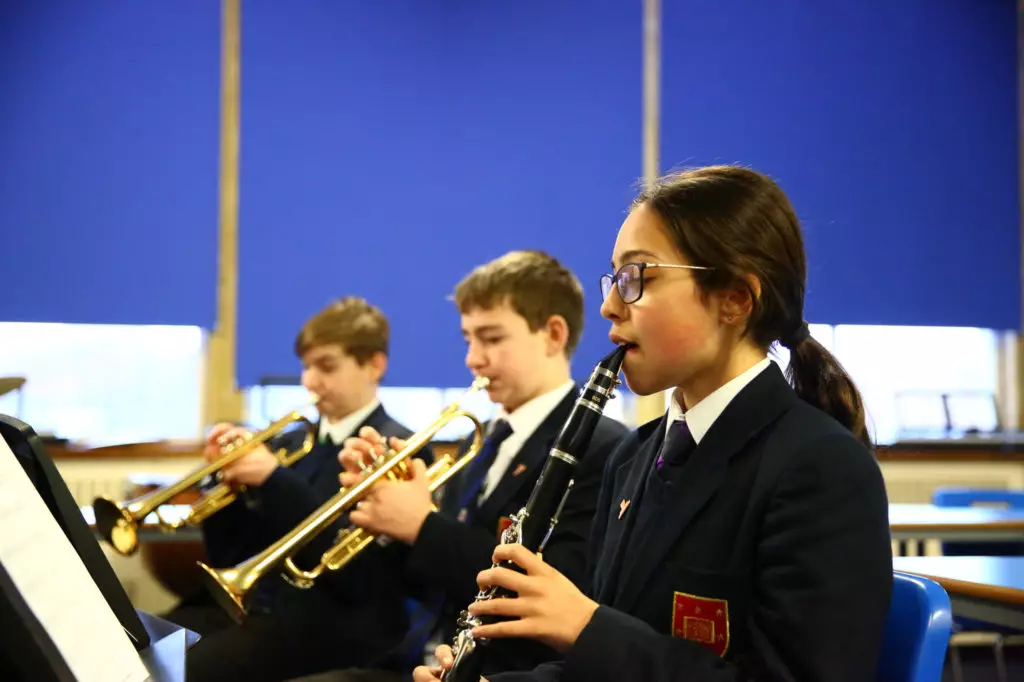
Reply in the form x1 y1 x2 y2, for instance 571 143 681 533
877 572 952 682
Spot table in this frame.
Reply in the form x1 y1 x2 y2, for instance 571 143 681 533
889 504 1024 557
894 556 1024 630
890 504 1024 541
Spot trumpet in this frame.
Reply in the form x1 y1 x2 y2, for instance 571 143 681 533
92 397 319 556
199 377 490 622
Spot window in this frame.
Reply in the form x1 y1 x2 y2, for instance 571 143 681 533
831 325 999 444
0 322 1000 448
0 323 204 445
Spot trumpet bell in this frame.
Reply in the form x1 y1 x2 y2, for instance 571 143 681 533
197 562 249 624
92 495 143 556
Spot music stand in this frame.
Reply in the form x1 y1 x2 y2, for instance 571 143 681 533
0 414 194 681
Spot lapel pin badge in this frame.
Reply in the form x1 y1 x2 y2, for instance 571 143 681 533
513 463 527 476
618 499 630 519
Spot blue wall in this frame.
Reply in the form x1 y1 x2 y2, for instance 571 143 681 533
0 2 1018 387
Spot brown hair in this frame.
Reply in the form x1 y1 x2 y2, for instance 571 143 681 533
294 296 389 364
634 165 870 447
454 250 585 356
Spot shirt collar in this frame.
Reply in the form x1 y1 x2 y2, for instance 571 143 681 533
493 380 575 441
319 397 381 446
666 357 772 445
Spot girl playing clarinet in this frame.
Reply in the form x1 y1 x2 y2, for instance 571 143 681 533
417 164 892 682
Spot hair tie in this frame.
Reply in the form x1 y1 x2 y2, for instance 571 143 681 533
782 321 811 350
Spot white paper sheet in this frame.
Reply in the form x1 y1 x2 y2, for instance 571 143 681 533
0 436 150 682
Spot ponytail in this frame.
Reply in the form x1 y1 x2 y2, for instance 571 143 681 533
785 334 871 449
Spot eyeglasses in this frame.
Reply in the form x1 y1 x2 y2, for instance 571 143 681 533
600 262 714 304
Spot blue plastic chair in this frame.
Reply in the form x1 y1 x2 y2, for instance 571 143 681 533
877 572 952 682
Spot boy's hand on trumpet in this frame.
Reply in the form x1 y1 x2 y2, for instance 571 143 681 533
203 422 280 487
338 425 406 485
338 426 432 545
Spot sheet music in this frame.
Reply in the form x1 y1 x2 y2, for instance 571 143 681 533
0 436 149 682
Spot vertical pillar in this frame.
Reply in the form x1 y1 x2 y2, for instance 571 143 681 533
634 0 667 425
203 0 243 426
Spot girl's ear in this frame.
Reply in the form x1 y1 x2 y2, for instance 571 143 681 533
720 274 760 324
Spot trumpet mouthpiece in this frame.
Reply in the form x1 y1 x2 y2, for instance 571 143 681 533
470 377 490 392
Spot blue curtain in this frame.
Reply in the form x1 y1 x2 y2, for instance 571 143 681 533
0 1 219 327
1 2 1017 387
661 1 1019 329
236 1 641 386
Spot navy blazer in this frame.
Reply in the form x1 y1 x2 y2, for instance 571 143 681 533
200 404 431 657
406 386 628 675
491 364 893 682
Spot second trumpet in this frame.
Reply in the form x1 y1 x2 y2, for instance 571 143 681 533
199 377 490 621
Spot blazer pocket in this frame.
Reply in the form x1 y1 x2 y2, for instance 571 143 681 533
641 564 750 659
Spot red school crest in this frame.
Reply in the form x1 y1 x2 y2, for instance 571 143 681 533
671 591 730 657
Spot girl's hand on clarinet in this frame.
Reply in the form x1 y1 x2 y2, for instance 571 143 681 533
412 646 489 682
468 544 598 653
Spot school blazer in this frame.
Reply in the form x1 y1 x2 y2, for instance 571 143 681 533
406 386 628 674
201 405 431 656
491 364 893 682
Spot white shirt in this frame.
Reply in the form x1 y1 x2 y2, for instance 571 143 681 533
479 380 576 500
318 398 382 446
665 358 772 445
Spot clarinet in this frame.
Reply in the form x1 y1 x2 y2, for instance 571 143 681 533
441 344 628 682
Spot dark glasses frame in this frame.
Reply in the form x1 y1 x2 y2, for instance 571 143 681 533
600 261 715 304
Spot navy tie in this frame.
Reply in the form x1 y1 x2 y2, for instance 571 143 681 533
458 419 514 512
656 419 695 472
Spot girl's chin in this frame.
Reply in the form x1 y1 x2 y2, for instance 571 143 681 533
622 361 675 398
621 368 656 397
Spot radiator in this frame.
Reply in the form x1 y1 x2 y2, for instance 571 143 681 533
53 457 201 613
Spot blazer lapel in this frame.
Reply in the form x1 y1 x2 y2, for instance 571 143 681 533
613 365 798 612
290 417 333 479
475 388 577 522
361 404 391 435
594 421 664 602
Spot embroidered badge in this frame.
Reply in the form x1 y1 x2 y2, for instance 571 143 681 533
671 591 730 657
618 499 630 519
497 516 513 539
513 463 527 476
